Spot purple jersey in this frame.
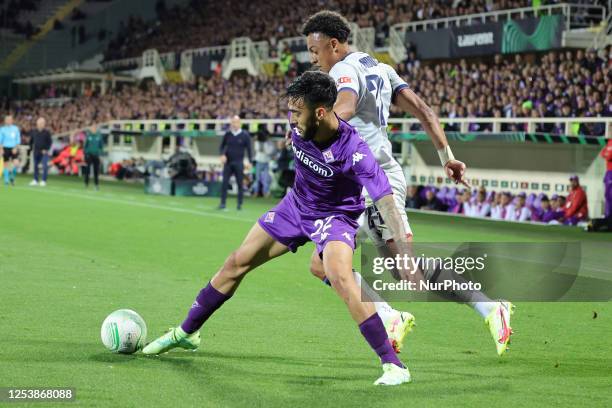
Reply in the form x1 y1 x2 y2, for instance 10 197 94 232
290 117 392 219
540 209 563 223
257 117 392 254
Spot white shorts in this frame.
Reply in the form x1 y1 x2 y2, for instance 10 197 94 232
359 160 413 247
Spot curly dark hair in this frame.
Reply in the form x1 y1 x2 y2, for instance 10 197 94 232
285 71 337 110
301 10 351 43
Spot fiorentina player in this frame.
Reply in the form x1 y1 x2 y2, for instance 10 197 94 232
302 11 513 355
144 71 413 386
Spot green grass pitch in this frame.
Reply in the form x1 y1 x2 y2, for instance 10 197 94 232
1 176 611 407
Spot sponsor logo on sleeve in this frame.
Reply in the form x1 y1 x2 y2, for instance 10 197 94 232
352 152 365 166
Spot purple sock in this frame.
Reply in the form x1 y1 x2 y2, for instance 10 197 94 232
180 282 231 334
359 313 404 368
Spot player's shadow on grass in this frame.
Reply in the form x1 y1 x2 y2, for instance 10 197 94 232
149 355 373 404
183 349 374 370
152 351 374 385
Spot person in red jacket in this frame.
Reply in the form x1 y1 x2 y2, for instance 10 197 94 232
601 139 612 219
564 175 589 225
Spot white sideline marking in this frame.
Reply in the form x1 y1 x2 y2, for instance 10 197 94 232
17 187 252 223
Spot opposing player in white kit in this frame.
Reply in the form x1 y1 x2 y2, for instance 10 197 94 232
302 11 514 356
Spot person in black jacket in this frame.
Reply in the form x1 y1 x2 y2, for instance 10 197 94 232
218 115 252 210
29 117 52 187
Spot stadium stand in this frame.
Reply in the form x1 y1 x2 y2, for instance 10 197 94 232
2 0 610 221
6 47 610 137
392 47 611 136
0 0 41 38
8 74 294 134
104 0 569 60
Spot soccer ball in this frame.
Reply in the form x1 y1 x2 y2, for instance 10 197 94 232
100 309 147 354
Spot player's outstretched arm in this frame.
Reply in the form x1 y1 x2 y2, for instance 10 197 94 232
394 88 469 187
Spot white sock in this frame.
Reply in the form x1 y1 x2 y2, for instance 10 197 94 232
470 301 498 319
353 271 396 321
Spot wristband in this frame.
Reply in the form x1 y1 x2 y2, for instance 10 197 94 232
437 145 455 166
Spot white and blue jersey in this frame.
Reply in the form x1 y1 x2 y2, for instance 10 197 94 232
329 52 408 168
329 52 414 242
0 125 21 148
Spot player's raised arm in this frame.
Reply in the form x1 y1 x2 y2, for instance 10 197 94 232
394 87 468 187
385 64 468 187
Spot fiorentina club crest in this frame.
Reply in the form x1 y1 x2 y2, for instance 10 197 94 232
264 212 275 223
323 149 335 163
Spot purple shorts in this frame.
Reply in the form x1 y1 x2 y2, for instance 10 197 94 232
258 191 359 254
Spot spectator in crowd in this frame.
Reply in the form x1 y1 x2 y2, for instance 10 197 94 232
390 48 611 137
532 194 552 223
83 125 104 190
405 185 423 209
564 175 588 225
29 117 52 187
102 0 558 61
543 194 564 224
449 190 465 214
219 115 252 210
4 47 610 138
278 45 295 76
489 192 501 218
461 189 473 215
505 192 531 222
557 195 567 210
421 188 446 212
471 188 491 217
2 75 293 136
491 192 511 220
601 139 612 219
